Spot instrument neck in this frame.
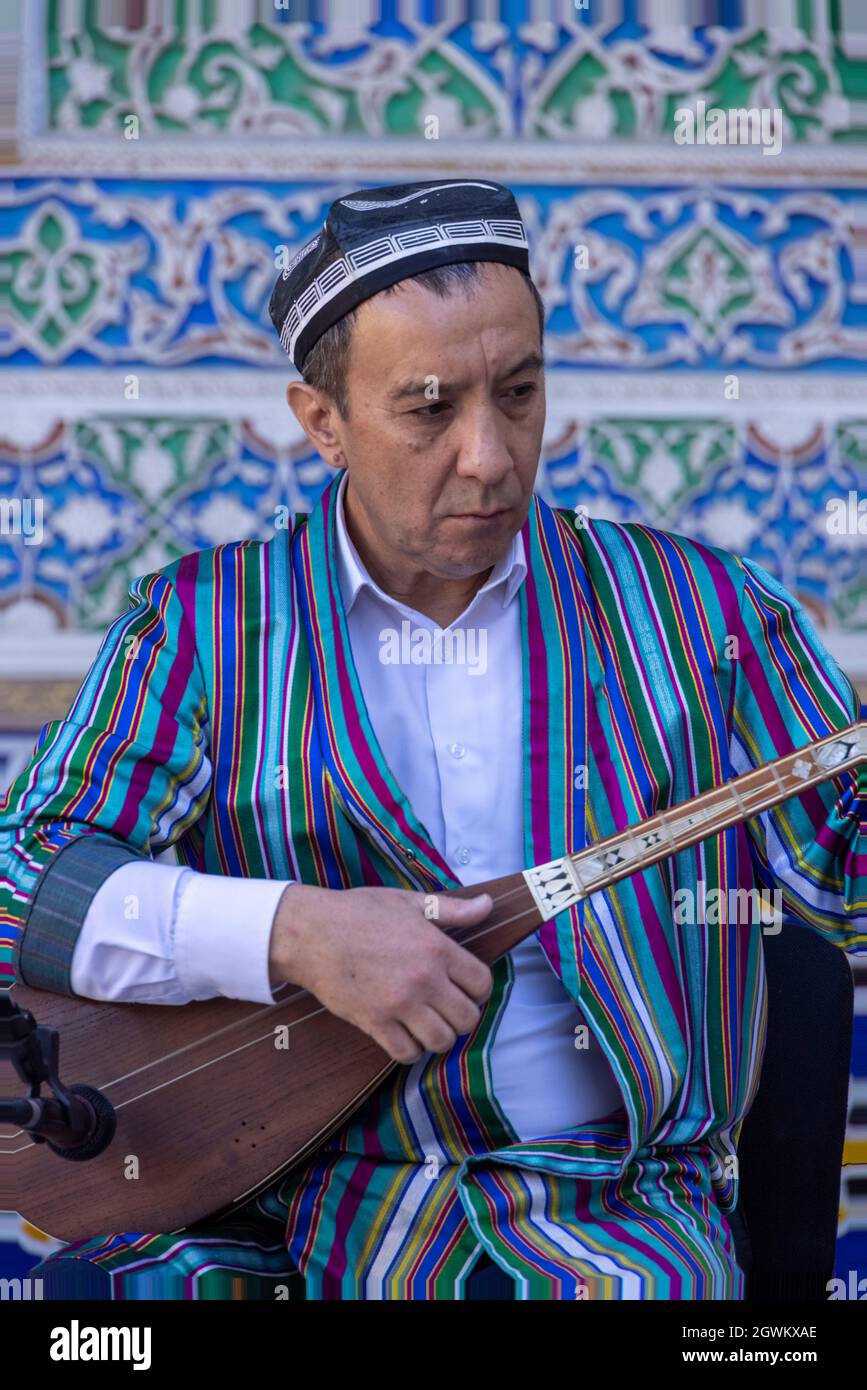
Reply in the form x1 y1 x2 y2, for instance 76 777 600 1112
441 720 864 964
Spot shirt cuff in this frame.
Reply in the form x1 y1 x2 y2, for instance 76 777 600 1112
173 873 293 1004
17 833 152 996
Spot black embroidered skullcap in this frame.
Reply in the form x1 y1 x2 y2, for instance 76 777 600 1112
268 178 530 372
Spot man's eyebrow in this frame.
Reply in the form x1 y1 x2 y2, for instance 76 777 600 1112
386 350 545 402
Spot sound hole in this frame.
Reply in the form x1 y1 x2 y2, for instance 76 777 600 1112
233 1119 265 1146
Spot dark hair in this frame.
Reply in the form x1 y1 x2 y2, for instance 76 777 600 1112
300 260 545 420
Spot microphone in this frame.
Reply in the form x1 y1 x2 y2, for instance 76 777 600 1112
7 1083 117 1160
0 993 117 1162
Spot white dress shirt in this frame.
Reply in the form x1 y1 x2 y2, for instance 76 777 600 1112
70 471 624 1140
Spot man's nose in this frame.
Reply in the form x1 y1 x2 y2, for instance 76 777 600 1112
452 405 517 483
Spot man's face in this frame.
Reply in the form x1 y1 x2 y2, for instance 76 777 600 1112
296 261 545 586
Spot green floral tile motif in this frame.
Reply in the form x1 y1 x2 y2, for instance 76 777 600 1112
584 418 737 522
40 4 867 143
0 199 146 363
539 415 865 636
0 416 332 630
45 4 508 139
528 22 866 144
72 416 228 626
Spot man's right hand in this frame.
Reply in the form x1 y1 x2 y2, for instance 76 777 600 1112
268 883 495 1065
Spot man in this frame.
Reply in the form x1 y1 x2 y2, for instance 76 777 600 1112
3 179 865 1301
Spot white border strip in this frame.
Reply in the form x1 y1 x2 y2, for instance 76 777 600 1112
2 370 867 420
12 134 867 185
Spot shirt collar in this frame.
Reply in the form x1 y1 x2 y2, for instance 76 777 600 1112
333 467 527 617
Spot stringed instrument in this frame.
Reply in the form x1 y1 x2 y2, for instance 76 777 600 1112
2 721 863 1244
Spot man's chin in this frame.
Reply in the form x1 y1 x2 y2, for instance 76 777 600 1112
422 507 524 572
431 542 512 580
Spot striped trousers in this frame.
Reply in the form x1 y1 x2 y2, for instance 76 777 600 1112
28 1151 750 1300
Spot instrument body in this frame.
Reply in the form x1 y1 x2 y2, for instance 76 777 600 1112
2 873 531 1242
2 723 863 1243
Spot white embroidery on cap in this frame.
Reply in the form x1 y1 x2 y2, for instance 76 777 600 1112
339 181 498 212
281 234 321 281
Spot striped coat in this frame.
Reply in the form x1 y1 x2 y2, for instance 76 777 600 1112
2 475 864 1299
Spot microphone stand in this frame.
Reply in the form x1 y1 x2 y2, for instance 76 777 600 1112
0 991 116 1160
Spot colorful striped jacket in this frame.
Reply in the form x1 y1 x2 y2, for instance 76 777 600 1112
2 475 864 1298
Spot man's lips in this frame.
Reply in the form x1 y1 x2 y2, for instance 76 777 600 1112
449 507 510 519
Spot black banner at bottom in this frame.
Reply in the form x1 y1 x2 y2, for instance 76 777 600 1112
1 1293 864 1378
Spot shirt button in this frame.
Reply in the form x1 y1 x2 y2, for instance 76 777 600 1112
456 847 471 865
449 742 466 759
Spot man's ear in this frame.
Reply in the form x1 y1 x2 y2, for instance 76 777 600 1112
285 380 343 457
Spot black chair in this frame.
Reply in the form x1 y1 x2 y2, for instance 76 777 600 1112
734 919 855 1300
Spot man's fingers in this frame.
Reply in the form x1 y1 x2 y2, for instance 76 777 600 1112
375 1020 425 1067
444 940 494 1005
418 891 495 990
428 979 484 1039
401 1003 457 1055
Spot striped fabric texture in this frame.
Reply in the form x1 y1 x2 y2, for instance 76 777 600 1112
2 474 865 1299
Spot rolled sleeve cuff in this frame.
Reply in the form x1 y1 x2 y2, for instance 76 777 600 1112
173 872 292 1004
17 834 150 996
